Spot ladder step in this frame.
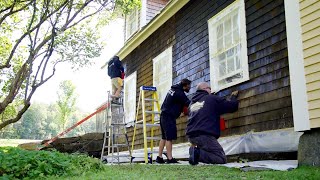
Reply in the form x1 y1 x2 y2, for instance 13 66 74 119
146 136 162 140
144 98 158 102
135 123 160 127
105 144 128 148
110 103 123 106
111 123 126 126
145 110 160 114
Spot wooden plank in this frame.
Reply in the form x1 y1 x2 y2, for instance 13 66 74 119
304 61 320 74
301 17 320 33
310 117 320 128
304 52 320 66
238 86 291 108
307 88 320 101
300 0 318 10
224 96 292 120
246 0 281 24
248 39 287 62
222 117 294 136
300 1 320 17
247 22 286 47
227 107 293 128
248 31 287 55
302 26 320 42
303 44 320 58
301 9 320 25
302 34 320 50
306 71 320 83
307 81 320 93
309 108 320 119
308 99 320 109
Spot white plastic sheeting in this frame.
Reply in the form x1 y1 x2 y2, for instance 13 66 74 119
106 128 303 163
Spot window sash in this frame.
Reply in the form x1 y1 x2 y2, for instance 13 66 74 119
124 71 137 123
208 0 249 92
153 46 173 105
126 9 139 39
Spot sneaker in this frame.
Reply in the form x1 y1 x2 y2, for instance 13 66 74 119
166 158 179 164
189 146 200 165
155 156 165 164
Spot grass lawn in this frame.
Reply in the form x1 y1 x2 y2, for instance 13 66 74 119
0 139 41 147
50 164 320 180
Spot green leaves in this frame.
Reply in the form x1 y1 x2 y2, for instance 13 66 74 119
0 147 105 179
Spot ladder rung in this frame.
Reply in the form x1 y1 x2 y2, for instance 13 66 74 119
146 136 161 140
135 123 160 127
144 98 158 102
105 134 126 138
108 154 131 158
111 103 123 107
145 110 160 114
111 123 126 126
105 144 128 148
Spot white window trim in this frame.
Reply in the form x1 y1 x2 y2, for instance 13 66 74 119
208 0 249 92
124 71 137 124
125 8 139 40
153 46 173 104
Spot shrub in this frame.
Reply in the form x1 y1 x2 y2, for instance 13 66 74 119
0 147 104 179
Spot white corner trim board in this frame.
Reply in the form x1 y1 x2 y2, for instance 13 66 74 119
284 0 310 131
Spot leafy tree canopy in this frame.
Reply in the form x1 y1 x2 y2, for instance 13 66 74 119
0 0 140 130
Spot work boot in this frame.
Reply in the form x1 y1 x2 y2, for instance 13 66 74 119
155 156 165 164
189 146 200 165
166 158 179 164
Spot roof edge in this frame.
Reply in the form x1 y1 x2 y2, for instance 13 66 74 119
117 0 190 60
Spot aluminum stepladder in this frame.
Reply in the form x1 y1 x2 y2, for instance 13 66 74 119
100 91 131 164
131 86 161 163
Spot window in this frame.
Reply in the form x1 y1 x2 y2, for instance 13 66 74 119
124 71 137 124
125 8 139 40
153 46 173 105
208 0 249 92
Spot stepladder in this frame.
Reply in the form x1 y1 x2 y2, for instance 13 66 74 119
100 91 131 164
131 86 162 163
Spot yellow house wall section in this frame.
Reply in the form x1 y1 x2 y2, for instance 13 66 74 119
300 0 320 128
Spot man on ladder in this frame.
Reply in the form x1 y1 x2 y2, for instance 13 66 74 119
101 55 125 104
156 79 191 164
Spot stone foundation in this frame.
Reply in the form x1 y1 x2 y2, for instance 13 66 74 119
298 128 320 166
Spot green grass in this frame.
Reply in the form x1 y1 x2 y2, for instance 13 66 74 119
1 146 320 180
51 164 320 180
0 139 41 147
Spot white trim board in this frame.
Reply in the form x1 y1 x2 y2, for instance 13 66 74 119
284 0 310 131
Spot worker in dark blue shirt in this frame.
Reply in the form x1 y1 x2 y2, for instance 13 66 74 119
186 82 239 165
156 79 191 164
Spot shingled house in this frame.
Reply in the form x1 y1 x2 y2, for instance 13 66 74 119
96 0 320 164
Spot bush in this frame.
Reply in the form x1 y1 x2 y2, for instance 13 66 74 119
0 147 105 179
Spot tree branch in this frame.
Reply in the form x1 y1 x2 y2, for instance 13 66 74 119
0 101 31 130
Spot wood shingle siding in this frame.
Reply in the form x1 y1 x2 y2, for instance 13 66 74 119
122 0 293 149
300 0 320 128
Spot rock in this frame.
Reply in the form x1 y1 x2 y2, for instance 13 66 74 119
298 128 320 166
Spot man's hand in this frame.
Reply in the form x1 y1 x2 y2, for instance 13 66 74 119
231 90 239 97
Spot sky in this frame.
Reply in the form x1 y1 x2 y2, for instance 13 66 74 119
32 18 125 112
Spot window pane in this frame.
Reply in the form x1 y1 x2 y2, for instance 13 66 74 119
227 57 235 73
225 32 232 47
217 38 224 52
225 18 231 33
219 62 226 77
217 24 223 38
218 52 226 62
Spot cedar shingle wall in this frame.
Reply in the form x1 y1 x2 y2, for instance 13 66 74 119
122 0 293 149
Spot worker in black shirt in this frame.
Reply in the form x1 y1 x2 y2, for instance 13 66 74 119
156 79 191 164
186 82 239 165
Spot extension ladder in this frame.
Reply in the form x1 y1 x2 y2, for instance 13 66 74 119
131 86 161 163
100 91 131 164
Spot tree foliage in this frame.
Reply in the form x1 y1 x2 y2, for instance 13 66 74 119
56 80 76 130
0 0 140 130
